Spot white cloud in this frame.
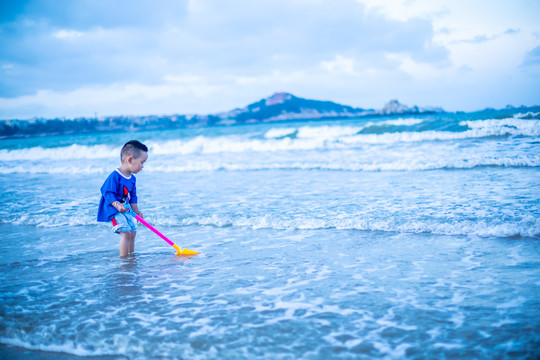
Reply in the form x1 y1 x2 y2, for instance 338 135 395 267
53 29 84 39
358 0 445 21
0 78 229 118
321 55 357 75
358 0 540 70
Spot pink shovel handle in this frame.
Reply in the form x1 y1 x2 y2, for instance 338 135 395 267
133 214 175 247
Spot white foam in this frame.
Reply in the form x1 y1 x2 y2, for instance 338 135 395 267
1 117 539 163
3 207 538 238
496 296 527 309
146 136 326 155
154 214 540 238
0 337 119 358
141 117 539 155
263 118 423 140
0 144 117 161
459 117 540 136
0 164 107 174
296 125 362 139
264 127 297 139
0 151 538 175
375 118 425 126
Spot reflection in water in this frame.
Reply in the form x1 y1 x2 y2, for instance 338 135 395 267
103 254 142 301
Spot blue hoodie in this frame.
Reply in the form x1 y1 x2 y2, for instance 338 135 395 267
97 169 138 222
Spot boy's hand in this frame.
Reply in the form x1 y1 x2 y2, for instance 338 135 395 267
135 212 144 219
112 201 128 213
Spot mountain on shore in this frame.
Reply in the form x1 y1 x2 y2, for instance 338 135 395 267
1 92 446 137
214 92 443 125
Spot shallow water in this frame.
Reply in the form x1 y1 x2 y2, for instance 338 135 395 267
1 225 540 359
1 111 539 359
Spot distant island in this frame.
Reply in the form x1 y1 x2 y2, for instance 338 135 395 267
0 92 536 138
214 92 443 125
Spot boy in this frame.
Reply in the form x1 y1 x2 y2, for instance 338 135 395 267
97 140 148 257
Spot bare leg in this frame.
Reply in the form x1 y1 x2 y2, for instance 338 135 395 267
119 232 131 257
128 231 136 254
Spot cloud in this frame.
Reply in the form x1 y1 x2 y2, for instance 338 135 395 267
179 0 449 67
521 45 540 67
0 0 448 100
451 27 521 45
1 0 538 118
504 28 520 35
53 29 84 39
0 0 190 97
321 55 357 75
455 34 494 44
0 79 228 119
458 64 473 73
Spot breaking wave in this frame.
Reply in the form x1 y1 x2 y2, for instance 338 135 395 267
1 115 538 161
2 212 538 238
0 154 538 175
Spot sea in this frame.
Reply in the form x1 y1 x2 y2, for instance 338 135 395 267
0 109 539 359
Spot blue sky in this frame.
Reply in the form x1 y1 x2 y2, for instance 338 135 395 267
0 0 539 119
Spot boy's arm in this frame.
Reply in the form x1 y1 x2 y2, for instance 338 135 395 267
101 173 126 212
102 187 120 210
130 202 143 218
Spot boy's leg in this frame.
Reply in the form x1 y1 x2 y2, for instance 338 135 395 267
119 232 131 257
128 231 136 254
114 213 137 257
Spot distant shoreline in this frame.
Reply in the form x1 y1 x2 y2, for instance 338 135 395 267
1 92 538 139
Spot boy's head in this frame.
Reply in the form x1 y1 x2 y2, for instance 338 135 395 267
121 140 148 161
120 140 148 174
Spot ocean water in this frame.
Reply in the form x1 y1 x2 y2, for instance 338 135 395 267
0 111 539 359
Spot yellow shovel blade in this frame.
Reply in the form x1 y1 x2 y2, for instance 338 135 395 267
177 248 200 256
173 244 199 256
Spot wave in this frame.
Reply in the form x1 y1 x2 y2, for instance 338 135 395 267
174 214 540 238
0 154 538 174
264 127 298 139
2 212 538 238
0 337 124 359
149 155 540 172
459 117 540 134
0 164 108 174
378 118 425 126
1 116 538 161
262 118 426 139
0 143 118 161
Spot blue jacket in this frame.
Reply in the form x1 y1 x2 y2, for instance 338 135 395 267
97 169 138 222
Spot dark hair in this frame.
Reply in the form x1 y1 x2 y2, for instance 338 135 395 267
121 140 148 160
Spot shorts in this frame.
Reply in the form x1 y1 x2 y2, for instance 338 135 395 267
111 212 137 233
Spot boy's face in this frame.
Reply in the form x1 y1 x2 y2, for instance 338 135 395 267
127 151 148 174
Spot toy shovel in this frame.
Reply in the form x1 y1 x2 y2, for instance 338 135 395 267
125 204 199 256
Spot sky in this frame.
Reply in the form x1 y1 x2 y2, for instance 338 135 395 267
0 0 539 119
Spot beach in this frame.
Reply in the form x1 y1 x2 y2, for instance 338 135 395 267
1 112 539 359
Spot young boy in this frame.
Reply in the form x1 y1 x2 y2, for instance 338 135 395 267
97 140 148 257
